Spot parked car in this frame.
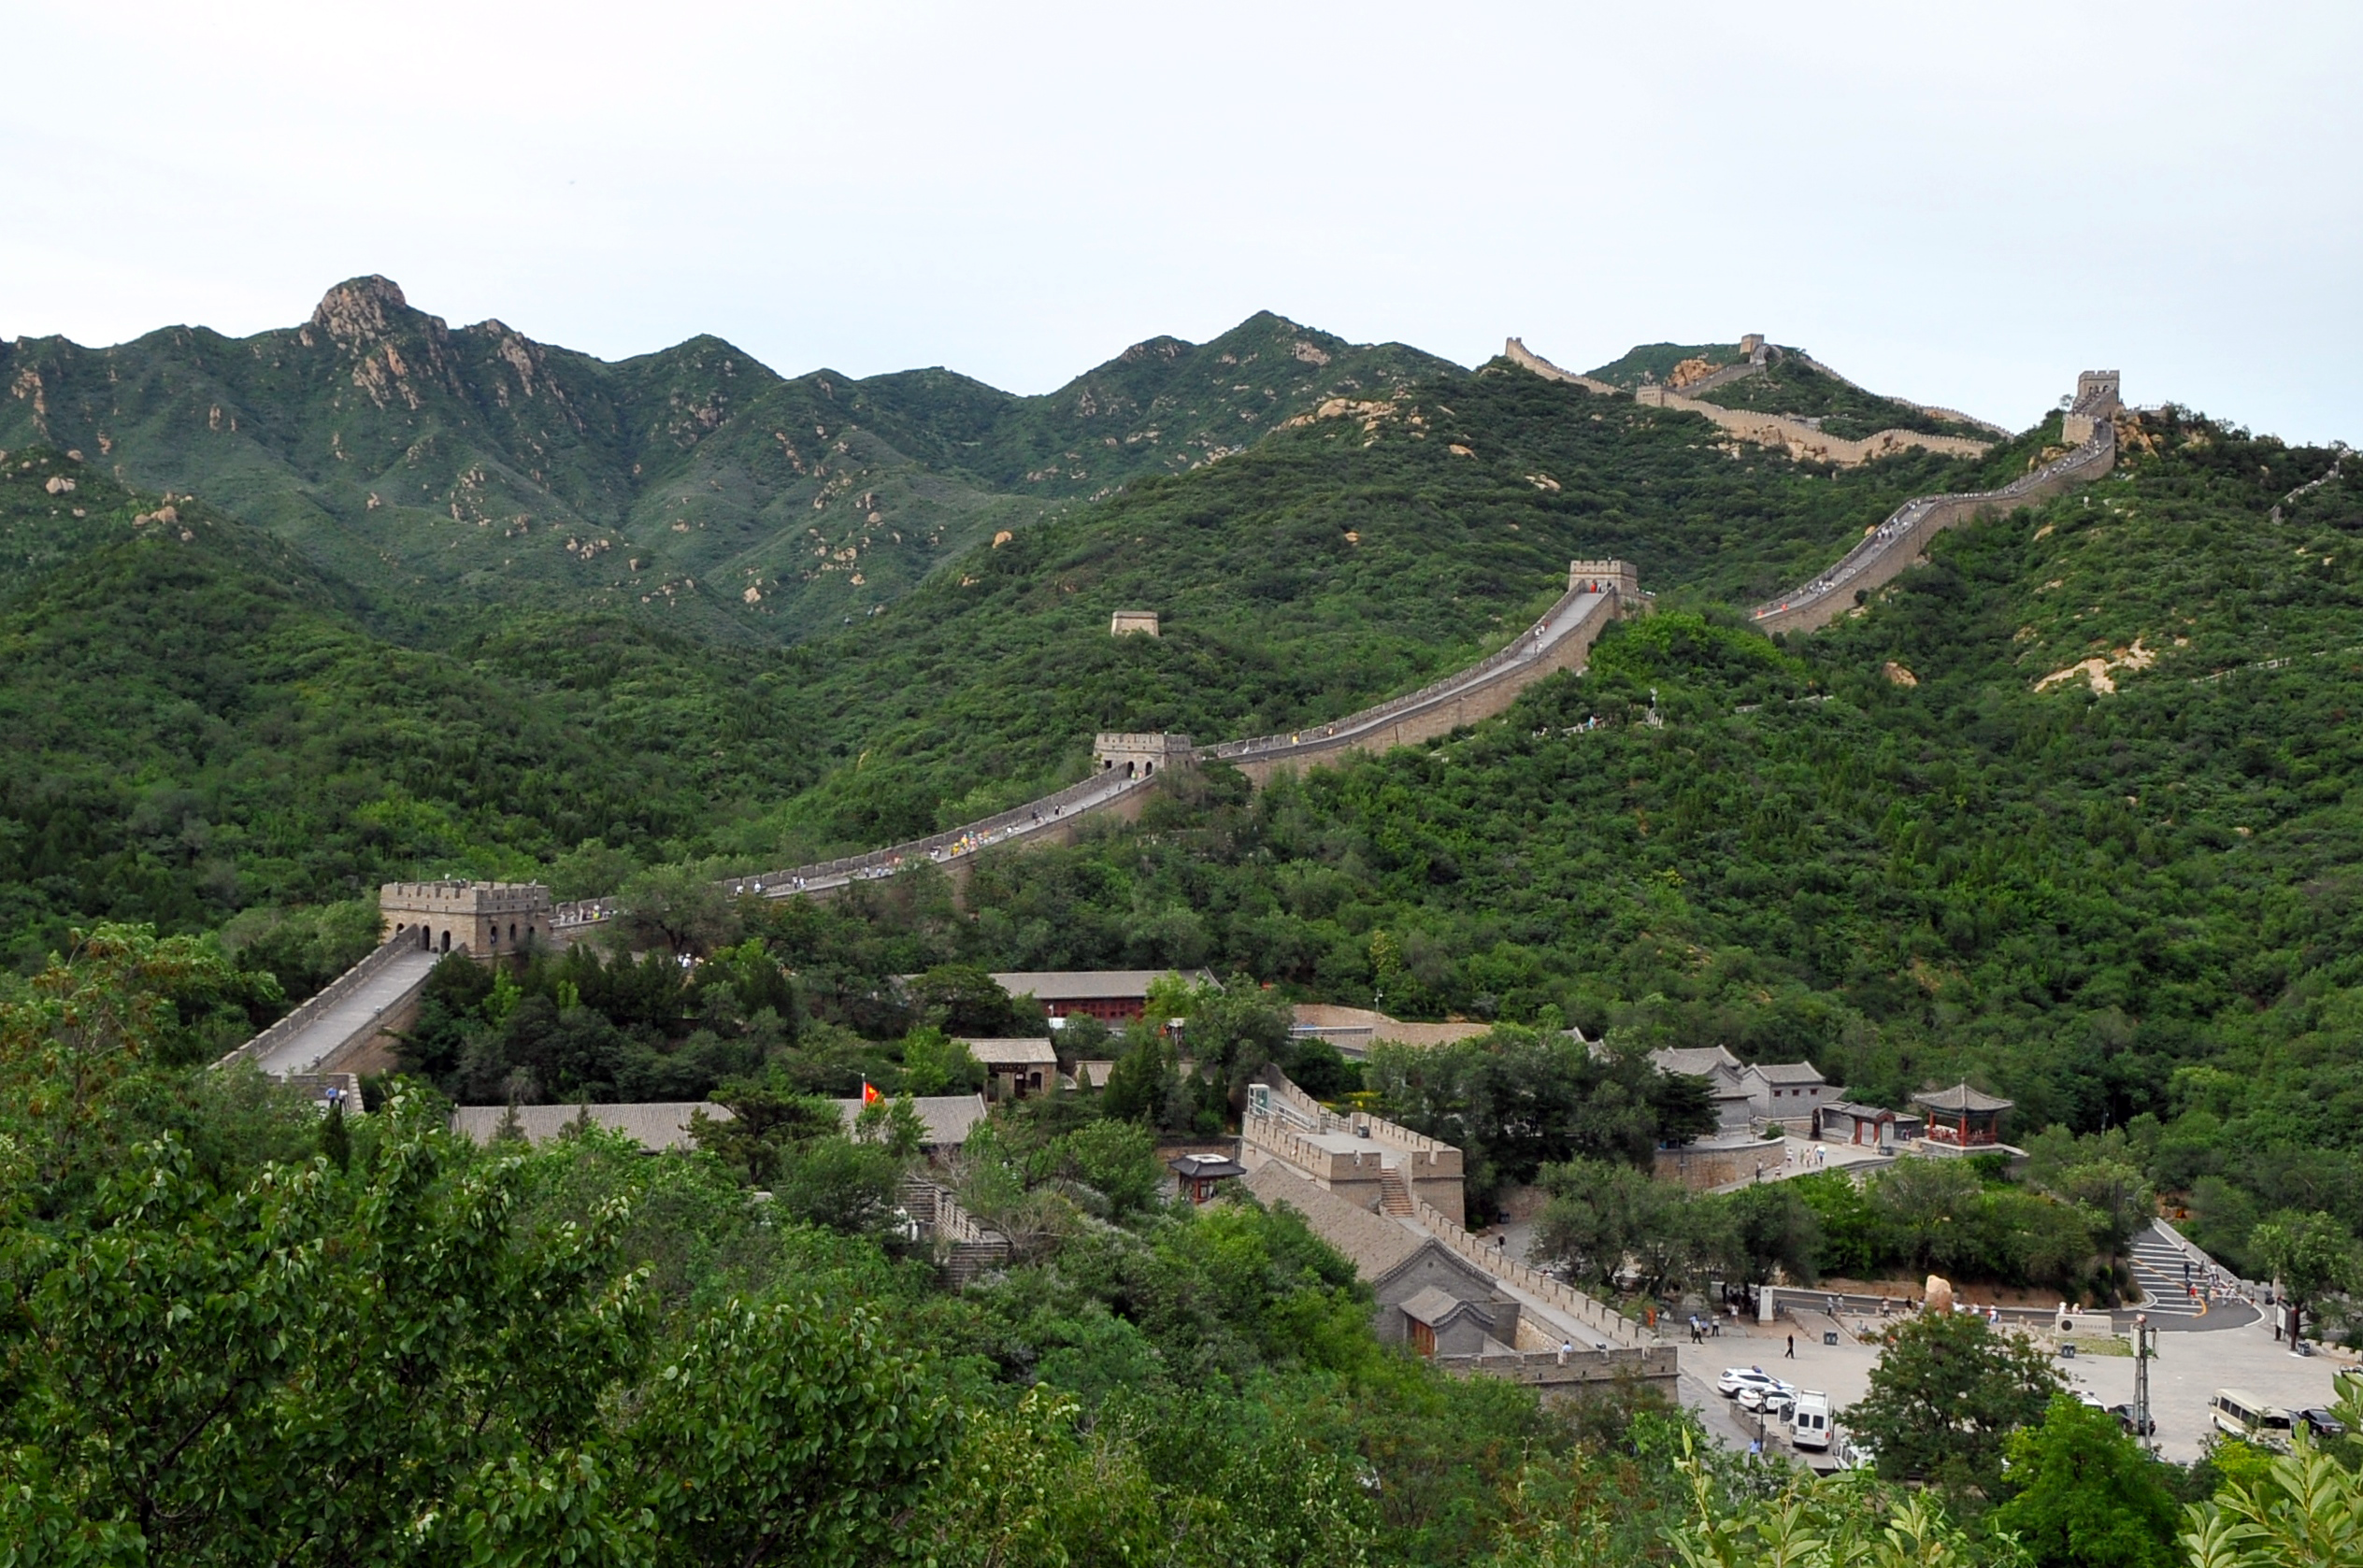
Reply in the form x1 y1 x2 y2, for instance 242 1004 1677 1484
2295 1407 2348 1440
1835 1438 1878 1473
1718 1367 1784 1400
1739 1379 1798 1414
2109 1403 2156 1437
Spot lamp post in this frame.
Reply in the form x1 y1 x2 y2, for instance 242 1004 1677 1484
2132 1312 2156 1452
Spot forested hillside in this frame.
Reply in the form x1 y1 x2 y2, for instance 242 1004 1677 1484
0 279 1449 642
776 404 2359 1270
0 355 2004 962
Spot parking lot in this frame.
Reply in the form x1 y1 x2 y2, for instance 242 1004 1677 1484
1677 1304 2354 1464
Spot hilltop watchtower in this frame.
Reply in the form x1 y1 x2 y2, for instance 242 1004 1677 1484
2062 371 2123 444
381 879 553 956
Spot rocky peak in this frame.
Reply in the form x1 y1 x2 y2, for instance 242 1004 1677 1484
310 276 414 346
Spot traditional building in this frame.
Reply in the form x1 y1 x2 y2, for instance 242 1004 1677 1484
1913 1083 2013 1147
1816 1100 1924 1150
989 969 1218 1024
960 1037 1061 1100
1742 1062 1829 1133
1168 1151 1247 1204
1648 1046 1754 1135
1243 1162 1520 1349
449 1102 728 1152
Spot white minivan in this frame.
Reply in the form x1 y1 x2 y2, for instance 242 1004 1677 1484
1791 1390 1833 1451
2212 1389 2295 1450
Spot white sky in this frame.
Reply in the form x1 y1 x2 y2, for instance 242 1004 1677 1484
3 1 2356 443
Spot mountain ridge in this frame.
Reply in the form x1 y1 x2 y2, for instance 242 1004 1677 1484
1 281 1457 642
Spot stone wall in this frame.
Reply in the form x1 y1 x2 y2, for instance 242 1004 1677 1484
212 933 422 1074
1499 337 1618 395
1751 421 2118 636
1634 383 1992 467
1212 585 1626 790
1433 1344 1679 1401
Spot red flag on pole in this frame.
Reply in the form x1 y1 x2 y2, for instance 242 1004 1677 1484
862 1080 882 1105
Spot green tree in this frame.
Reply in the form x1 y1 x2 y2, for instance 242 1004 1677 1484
1848 1309 2063 1499
609 863 740 960
910 964 1032 1036
1989 1396 2181 1568
2184 1436 2363 1568
900 1026 985 1095
2250 1210 2356 1340
1713 1180 1825 1286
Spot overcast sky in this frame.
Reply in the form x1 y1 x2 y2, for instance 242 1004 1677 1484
4 1 2356 443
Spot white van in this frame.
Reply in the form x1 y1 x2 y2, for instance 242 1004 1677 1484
2212 1389 2296 1450
1791 1391 1833 1451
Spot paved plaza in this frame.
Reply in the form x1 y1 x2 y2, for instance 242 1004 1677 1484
1679 1293 2350 1464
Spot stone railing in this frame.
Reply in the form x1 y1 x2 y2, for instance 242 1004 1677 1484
1750 422 2116 635
1416 1196 1647 1348
212 933 429 1073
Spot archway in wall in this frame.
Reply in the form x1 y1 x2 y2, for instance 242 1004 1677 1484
439 930 451 953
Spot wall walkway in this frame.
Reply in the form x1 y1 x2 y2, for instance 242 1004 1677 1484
217 937 439 1077
1750 423 2117 635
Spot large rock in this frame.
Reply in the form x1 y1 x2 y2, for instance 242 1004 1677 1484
1925 1275 1955 1315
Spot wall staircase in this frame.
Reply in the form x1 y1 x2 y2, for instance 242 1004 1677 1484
1378 1166 1414 1217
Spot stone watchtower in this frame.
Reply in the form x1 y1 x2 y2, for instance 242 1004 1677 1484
380 879 554 956
1568 559 1640 602
2062 371 2123 445
1093 733 1195 780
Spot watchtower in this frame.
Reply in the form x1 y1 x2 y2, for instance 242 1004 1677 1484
380 879 553 957
1568 559 1640 601
2072 371 2122 414
2062 371 2123 444
1109 610 1160 637
1093 733 1194 780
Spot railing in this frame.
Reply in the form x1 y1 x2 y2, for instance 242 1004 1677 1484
1416 1196 1647 1347
213 933 432 1073
1751 424 2116 624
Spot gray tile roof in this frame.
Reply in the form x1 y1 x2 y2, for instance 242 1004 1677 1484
958 1037 1060 1067
832 1093 990 1147
986 969 1216 1001
450 1102 730 1152
1745 1061 1827 1085
1244 1162 1427 1280
1914 1082 2013 1114
1398 1285 1478 1327
1651 1046 1742 1077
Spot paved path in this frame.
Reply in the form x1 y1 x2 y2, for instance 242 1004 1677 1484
251 947 438 1076
2129 1221 2258 1331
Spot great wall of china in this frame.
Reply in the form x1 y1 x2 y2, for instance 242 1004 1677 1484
221 351 2122 1083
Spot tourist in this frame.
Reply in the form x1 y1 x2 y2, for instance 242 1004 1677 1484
1784 1333 1795 1359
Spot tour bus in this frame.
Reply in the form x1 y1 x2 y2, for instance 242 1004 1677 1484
1790 1391 1833 1451
2212 1389 2296 1449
